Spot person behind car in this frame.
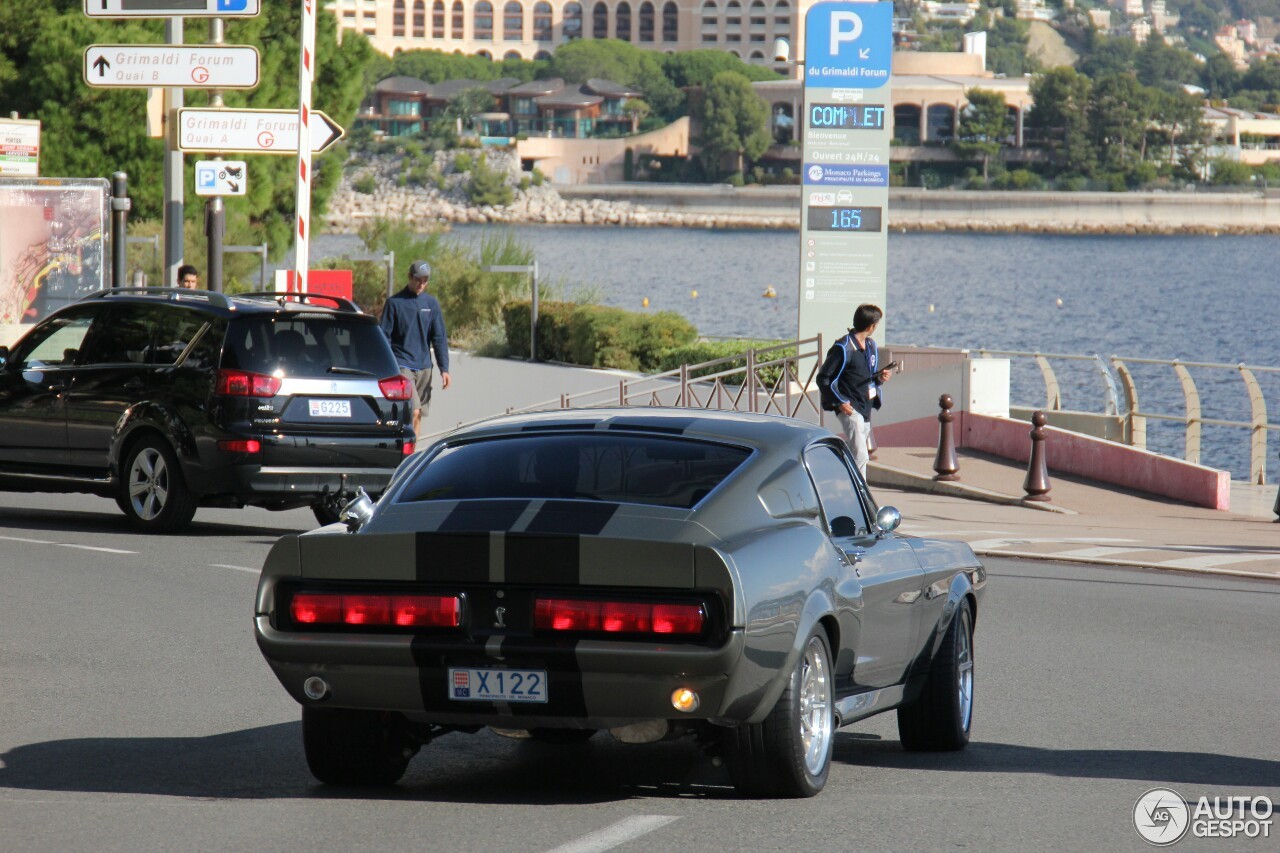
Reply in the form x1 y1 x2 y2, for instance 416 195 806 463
176 265 200 290
378 260 451 437
816 304 893 481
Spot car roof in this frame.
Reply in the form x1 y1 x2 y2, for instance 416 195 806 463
442 407 832 452
70 288 370 321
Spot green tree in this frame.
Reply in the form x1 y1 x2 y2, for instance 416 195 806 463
697 71 771 179
1026 66 1097 176
1201 50 1242 99
445 87 497 133
1078 35 1139 79
0 0 376 256
1088 73 1149 172
1135 38 1203 94
661 50 781 89
623 97 651 132
955 88 1010 181
547 39 682 120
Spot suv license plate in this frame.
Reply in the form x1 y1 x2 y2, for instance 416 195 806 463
309 399 351 418
449 668 548 703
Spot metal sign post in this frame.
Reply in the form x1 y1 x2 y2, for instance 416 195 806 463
487 263 540 361
796 1 894 346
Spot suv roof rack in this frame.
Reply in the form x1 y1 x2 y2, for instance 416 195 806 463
235 290 362 314
85 287 234 310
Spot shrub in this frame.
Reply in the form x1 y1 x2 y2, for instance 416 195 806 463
655 340 796 388
453 152 474 173
465 154 514 206
725 172 745 187
353 174 377 194
1058 175 1088 192
531 168 546 186
503 302 697 370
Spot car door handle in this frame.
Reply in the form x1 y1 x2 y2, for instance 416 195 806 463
843 548 866 564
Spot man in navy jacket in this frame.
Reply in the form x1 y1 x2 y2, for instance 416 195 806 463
817 304 893 480
379 260 451 436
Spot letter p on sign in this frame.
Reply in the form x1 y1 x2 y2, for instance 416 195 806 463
829 11 863 53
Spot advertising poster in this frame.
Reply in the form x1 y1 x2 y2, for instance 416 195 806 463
0 178 110 325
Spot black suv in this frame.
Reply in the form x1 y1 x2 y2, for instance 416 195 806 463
0 288 416 532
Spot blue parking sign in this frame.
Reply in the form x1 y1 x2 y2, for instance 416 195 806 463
804 1 894 89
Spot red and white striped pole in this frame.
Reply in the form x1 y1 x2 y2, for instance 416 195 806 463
292 0 318 293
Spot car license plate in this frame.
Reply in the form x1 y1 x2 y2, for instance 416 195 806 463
309 399 351 418
448 668 548 703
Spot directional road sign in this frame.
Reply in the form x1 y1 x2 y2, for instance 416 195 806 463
194 160 247 196
84 45 260 89
176 108 345 155
84 0 261 18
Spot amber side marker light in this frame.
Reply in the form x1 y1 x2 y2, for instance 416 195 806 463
671 688 700 713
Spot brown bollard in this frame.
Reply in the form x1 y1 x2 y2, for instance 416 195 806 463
1023 411 1052 501
933 394 960 481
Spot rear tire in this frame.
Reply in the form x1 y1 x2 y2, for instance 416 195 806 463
897 599 974 752
302 707 417 786
724 628 834 798
116 437 197 533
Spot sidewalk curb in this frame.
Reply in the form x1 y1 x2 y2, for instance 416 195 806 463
868 463 1077 515
974 549 1280 581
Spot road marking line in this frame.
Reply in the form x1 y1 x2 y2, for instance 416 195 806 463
543 816 679 853
0 535 55 544
212 564 259 574
1158 552 1280 570
58 544 137 554
1054 546 1147 559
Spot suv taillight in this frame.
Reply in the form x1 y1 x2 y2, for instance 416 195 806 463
216 369 282 398
379 374 413 401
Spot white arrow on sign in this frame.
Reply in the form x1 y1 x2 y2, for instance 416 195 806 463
176 108 345 155
83 0 261 18
84 45 260 89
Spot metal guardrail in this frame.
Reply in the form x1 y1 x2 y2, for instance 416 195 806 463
974 348 1279 484
505 336 828 425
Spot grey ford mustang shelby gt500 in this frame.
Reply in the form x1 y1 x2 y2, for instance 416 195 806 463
254 407 986 797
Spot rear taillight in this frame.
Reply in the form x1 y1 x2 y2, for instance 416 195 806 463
379 375 413 401
289 592 460 628
217 439 261 454
216 369 281 398
402 441 416 456
534 598 705 636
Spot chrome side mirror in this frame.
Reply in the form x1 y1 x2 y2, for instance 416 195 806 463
340 487 375 533
875 505 902 534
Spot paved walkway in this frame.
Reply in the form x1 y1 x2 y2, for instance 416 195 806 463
868 448 1280 580
424 351 1280 581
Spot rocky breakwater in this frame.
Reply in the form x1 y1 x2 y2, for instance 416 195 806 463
322 150 798 231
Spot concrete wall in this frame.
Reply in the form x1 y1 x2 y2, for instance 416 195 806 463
516 118 690 185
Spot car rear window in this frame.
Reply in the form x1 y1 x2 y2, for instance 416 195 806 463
398 433 751 509
221 315 398 378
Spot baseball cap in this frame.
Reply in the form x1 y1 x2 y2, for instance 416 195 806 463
409 260 432 279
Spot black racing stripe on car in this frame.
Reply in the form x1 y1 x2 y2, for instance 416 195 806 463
509 640 588 721
415 532 488 583
409 641 503 718
438 500 529 532
605 417 696 434
504 533 580 585
524 500 618 536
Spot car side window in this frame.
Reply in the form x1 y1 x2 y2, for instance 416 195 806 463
804 444 871 537
13 309 97 368
79 306 153 366
148 306 206 365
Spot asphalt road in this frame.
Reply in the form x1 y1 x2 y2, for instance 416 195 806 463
1 493 1278 852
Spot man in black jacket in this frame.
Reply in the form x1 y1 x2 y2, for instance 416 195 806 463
817 304 893 480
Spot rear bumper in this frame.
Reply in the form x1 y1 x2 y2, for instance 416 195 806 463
255 617 746 728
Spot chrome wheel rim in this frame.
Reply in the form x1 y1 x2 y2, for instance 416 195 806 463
956 608 974 731
799 635 832 776
127 448 169 521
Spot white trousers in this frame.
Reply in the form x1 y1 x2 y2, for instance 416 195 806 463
837 410 871 480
